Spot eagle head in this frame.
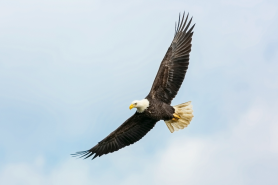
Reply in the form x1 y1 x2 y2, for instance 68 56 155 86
129 99 149 113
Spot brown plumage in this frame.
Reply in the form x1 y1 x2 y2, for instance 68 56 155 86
147 13 194 104
72 12 195 160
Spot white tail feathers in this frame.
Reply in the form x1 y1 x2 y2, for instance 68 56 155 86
164 101 194 133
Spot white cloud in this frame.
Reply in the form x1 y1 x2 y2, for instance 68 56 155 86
0 157 94 185
1 100 277 185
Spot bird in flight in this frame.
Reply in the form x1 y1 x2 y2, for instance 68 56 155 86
72 12 195 160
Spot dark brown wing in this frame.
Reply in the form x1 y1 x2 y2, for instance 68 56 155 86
147 13 195 104
72 113 157 160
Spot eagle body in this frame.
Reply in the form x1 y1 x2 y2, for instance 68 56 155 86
143 98 175 121
73 12 195 160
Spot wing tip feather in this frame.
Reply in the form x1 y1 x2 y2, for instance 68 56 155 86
174 12 195 39
71 150 98 160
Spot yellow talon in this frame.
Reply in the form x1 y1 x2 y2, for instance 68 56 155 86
172 113 180 121
173 113 181 119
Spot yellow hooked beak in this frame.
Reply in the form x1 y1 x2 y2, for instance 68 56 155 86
129 104 134 110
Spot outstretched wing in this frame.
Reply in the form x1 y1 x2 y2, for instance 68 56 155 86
147 13 195 104
72 113 157 160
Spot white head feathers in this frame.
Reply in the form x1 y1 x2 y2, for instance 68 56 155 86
131 99 149 113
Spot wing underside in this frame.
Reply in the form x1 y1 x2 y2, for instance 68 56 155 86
147 13 195 104
72 113 157 160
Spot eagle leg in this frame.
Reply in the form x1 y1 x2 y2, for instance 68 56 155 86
172 113 181 121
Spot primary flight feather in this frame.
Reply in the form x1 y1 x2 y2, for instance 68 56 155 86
72 12 195 160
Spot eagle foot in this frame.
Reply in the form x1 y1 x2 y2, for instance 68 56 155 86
172 113 181 121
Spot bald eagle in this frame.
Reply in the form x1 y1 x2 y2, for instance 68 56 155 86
73 12 195 160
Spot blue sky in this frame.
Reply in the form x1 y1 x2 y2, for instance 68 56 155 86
0 0 278 184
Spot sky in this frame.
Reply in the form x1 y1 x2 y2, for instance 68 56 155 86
0 0 278 184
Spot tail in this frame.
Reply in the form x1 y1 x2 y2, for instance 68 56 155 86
164 101 194 133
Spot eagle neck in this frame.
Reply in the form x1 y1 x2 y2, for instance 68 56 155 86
136 99 149 113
